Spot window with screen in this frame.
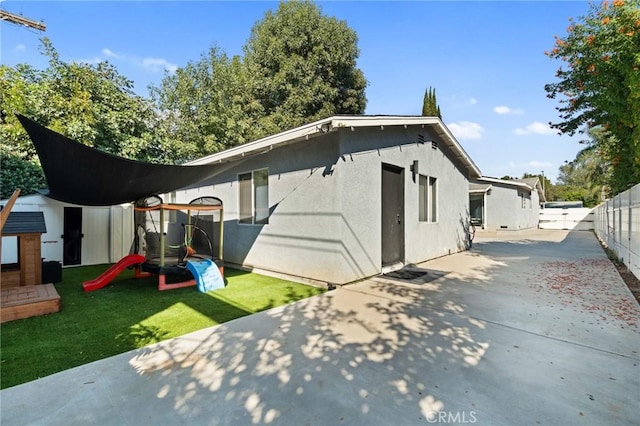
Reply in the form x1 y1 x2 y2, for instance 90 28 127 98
238 169 269 225
419 175 437 222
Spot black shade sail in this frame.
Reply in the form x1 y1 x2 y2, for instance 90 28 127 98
17 115 219 206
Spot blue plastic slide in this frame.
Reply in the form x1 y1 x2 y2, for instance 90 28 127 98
185 259 225 293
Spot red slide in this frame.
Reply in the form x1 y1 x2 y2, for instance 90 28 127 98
83 254 146 292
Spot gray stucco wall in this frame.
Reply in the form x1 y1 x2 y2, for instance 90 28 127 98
483 183 540 230
336 127 470 282
175 125 471 284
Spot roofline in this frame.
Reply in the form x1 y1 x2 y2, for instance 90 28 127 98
476 177 533 191
469 184 492 194
187 115 482 178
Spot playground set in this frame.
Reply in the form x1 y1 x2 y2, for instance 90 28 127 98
83 195 225 293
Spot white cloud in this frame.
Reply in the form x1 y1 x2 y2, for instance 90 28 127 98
514 121 555 135
494 105 523 115
142 57 177 73
469 97 478 105
102 48 121 59
16 44 26 52
75 57 103 65
447 121 485 140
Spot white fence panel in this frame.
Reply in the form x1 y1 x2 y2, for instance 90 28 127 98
539 207 594 230
594 183 640 280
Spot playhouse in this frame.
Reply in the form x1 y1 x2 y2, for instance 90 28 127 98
1 205 61 323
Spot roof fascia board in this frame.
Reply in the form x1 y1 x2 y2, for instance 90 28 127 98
187 115 482 179
469 184 493 194
477 177 532 191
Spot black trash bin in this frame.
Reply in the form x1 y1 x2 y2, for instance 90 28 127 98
42 260 62 284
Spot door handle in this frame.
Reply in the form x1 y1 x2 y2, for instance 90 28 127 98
397 214 401 224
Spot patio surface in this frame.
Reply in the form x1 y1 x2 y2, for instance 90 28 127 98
1 230 638 425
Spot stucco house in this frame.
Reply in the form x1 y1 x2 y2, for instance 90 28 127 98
169 115 481 285
469 176 545 231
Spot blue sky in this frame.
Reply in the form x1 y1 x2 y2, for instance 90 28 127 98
1 1 590 182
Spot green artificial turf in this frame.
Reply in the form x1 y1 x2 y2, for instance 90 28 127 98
0 265 324 389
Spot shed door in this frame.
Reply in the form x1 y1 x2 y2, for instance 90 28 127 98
381 164 405 266
63 207 82 266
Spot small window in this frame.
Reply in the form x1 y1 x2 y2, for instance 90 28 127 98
418 175 437 222
419 175 428 221
429 177 437 222
238 168 269 225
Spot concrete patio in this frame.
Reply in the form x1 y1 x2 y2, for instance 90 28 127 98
1 230 638 425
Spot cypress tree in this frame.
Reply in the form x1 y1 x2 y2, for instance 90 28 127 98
421 86 442 119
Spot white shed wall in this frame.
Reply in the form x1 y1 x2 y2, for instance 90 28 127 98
0 194 133 266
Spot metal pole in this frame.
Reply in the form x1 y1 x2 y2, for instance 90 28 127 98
159 207 165 267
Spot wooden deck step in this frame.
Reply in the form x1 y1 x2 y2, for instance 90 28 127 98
1 284 61 323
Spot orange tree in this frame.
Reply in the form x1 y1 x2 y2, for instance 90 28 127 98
545 0 640 193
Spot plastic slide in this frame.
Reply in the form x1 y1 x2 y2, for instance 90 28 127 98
82 254 146 292
185 259 224 293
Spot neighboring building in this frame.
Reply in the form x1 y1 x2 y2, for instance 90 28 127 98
0 194 133 267
469 176 545 231
172 115 482 285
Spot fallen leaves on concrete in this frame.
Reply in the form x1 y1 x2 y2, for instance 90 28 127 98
530 259 639 329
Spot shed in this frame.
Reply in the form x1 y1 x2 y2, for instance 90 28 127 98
173 115 481 285
0 194 133 268
469 177 545 231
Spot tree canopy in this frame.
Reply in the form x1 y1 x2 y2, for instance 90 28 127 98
544 0 640 193
2 2 369 198
243 1 367 135
1 38 162 198
152 0 368 157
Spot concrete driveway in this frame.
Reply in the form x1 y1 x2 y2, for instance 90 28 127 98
2 230 638 425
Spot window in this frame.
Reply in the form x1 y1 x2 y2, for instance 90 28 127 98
419 175 428 221
430 177 437 222
419 175 437 222
239 168 269 224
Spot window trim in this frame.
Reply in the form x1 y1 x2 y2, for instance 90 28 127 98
418 174 438 223
238 168 269 225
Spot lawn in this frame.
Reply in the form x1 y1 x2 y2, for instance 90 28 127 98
0 265 324 389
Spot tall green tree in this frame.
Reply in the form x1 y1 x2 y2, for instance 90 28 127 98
152 1 368 160
243 0 367 135
149 46 255 162
421 86 441 118
544 0 640 193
